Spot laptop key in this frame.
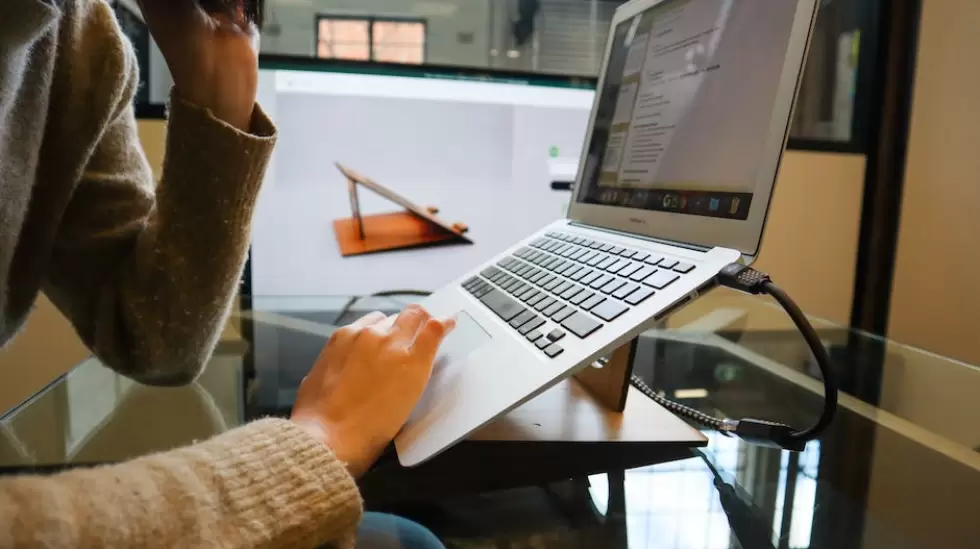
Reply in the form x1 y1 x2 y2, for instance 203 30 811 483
543 344 564 358
600 278 626 294
543 302 565 317
630 266 658 282
526 292 548 307
587 254 606 267
619 248 637 258
591 300 630 322
589 274 614 290
588 241 603 249
579 251 599 263
658 258 679 269
573 268 595 282
516 287 537 301
526 330 543 343
544 279 564 292
613 283 640 300
519 289 540 302
595 256 617 270
580 294 606 311
561 312 602 338
534 297 556 312
553 282 572 295
609 246 625 255
547 329 566 342
625 286 656 305
631 251 650 262
569 248 589 261
644 255 664 266
509 310 537 328
536 337 553 349
618 262 642 278
570 289 594 305
473 285 493 299
600 244 615 252
580 271 602 285
538 274 556 287
606 259 631 274
674 262 695 273
553 307 576 323
480 290 525 321
561 285 584 300
519 317 545 335
644 270 680 289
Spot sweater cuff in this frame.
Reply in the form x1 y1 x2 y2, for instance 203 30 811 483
208 418 363 547
161 92 277 228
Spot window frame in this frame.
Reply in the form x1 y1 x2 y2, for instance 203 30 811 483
314 14 428 65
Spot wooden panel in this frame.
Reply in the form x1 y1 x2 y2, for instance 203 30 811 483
754 151 867 325
888 0 980 365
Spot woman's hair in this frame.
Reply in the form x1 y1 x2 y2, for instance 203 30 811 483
196 0 265 28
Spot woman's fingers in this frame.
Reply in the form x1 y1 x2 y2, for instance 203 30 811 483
389 305 430 345
412 317 456 364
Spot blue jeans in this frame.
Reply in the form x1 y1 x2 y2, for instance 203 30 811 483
354 512 445 549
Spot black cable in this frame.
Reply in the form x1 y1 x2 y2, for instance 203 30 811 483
761 281 837 441
633 263 839 452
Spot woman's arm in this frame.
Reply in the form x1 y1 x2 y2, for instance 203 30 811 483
0 419 362 549
43 1 273 384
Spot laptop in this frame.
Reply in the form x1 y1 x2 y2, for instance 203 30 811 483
394 0 820 466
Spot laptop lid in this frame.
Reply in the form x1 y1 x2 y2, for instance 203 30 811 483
567 0 819 260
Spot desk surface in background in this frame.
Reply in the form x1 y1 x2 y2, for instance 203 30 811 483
2 291 979 549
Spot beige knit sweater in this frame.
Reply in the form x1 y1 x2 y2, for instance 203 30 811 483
0 0 362 547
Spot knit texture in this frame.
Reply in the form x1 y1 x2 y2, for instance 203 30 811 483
0 419 364 549
0 0 364 546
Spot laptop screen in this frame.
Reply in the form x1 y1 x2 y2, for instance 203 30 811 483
575 0 802 221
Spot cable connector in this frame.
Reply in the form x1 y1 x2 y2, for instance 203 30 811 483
717 263 772 295
723 418 807 452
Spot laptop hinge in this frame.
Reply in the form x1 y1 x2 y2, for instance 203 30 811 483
568 221 715 255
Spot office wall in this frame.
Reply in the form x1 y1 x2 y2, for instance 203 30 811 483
261 0 491 68
887 0 980 365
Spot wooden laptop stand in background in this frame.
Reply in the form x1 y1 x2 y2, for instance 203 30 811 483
332 163 473 257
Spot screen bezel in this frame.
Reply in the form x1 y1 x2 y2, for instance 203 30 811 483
566 0 820 259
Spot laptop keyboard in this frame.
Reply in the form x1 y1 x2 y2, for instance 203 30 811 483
461 231 697 359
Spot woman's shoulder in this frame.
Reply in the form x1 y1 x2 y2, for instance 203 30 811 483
54 0 139 117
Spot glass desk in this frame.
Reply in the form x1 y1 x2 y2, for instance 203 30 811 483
2 290 978 549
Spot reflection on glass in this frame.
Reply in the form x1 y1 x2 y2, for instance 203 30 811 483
586 433 824 549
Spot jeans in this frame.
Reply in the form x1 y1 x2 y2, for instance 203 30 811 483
354 512 446 549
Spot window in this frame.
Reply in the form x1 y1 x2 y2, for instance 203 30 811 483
316 16 426 64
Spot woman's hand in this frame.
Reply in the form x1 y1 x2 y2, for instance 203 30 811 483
290 305 456 477
137 0 259 131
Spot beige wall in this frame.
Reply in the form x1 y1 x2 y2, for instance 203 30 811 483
888 0 980 365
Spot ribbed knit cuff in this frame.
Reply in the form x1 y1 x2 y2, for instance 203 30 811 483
206 418 363 548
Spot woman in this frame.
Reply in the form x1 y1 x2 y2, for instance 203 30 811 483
0 0 453 547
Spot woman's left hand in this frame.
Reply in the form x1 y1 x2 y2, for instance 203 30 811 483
137 0 259 132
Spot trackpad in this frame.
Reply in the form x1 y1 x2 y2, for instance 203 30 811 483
433 311 492 371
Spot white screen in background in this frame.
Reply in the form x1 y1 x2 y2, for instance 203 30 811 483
250 71 594 299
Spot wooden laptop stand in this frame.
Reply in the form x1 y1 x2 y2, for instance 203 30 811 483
361 336 707 505
332 163 473 256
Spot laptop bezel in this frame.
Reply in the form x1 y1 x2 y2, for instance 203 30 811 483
565 0 820 262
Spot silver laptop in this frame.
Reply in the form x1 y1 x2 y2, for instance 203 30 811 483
395 0 819 466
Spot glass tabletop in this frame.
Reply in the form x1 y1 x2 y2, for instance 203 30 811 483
2 290 978 549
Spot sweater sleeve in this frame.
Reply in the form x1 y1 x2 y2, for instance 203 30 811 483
44 24 274 385
0 419 363 549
